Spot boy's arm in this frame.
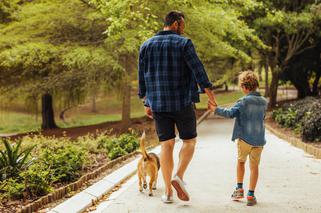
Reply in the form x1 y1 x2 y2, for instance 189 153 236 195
215 100 243 118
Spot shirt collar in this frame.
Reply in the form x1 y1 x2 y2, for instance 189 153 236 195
156 30 179 36
247 91 261 97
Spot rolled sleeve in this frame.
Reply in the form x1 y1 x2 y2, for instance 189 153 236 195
138 46 146 99
184 39 212 89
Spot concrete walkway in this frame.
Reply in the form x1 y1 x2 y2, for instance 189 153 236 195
93 117 321 213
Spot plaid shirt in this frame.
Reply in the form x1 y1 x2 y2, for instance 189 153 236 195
138 30 212 112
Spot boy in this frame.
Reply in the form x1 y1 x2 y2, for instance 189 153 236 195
215 71 267 206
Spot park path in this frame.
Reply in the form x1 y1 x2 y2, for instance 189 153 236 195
93 116 321 213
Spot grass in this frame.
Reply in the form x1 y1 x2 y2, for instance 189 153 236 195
0 90 242 134
196 90 243 109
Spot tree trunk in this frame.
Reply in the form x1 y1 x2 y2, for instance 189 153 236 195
312 71 321 96
268 67 279 109
264 60 269 97
258 63 263 81
41 93 58 130
91 94 97 113
121 80 131 129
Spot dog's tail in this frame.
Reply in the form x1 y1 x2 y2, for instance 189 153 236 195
140 131 149 160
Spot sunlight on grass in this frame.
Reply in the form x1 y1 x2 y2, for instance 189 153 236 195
0 90 242 134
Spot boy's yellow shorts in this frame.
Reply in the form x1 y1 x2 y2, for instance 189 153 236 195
237 139 263 166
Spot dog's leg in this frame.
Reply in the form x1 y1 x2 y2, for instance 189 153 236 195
138 173 143 192
149 175 156 196
143 175 147 189
152 171 158 190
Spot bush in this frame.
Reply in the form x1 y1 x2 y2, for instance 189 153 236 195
108 145 127 160
98 133 139 160
21 163 54 197
39 145 87 182
0 139 35 180
0 178 25 200
301 101 321 142
272 97 321 142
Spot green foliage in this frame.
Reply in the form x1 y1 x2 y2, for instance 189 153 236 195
0 139 35 180
0 178 25 200
272 97 321 142
20 163 54 197
97 132 139 160
39 145 87 182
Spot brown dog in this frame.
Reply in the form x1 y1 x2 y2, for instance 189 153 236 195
137 132 160 196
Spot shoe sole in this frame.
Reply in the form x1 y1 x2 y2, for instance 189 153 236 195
171 180 190 201
247 201 257 206
232 196 244 201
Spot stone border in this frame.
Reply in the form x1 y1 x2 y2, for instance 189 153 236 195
18 151 139 213
265 122 321 159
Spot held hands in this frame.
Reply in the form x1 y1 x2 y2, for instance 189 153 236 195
208 100 217 112
144 106 153 119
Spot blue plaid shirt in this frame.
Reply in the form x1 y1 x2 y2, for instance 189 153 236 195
138 30 212 112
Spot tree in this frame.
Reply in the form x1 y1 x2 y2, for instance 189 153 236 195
0 0 116 129
253 1 321 108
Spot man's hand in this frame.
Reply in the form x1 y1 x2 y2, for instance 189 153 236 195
204 88 217 112
144 106 153 119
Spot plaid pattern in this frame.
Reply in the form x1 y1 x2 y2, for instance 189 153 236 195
138 30 212 112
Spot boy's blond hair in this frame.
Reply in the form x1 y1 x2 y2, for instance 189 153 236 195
238 70 259 91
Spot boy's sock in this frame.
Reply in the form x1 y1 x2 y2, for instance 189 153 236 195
248 190 255 197
236 183 243 189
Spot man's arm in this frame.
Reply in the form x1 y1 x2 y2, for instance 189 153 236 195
138 47 146 100
138 46 152 119
184 39 217 109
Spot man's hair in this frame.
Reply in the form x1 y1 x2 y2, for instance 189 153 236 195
164 11 185 26
238 70 259 91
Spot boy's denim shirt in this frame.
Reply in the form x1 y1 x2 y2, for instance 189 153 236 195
215 92 268 146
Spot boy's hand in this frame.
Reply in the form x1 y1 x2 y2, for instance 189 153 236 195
208 100 217 112
145 106 153 119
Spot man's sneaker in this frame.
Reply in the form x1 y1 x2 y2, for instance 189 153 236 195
161 194 173 204
171 175 190 201
247 195 257 206
231 188 244 200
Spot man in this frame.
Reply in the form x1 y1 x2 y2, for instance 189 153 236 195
138 11 216 203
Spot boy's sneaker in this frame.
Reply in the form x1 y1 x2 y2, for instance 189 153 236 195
231 188 244 200
247 195 257 206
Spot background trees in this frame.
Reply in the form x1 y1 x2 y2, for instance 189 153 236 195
0 0 320 131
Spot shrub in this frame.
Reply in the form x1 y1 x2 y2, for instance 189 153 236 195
301 100 321 142
272 97 321 142
39 145 87 182
0 178 25 200
108 145 127 160
20 163 54 197
0 139 35 180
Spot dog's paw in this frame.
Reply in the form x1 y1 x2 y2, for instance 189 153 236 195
149 192 153 196
139 188 143 192
152 186 157 190
143 183 147 189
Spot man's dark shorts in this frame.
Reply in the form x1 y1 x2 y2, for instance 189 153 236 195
153 105 197 142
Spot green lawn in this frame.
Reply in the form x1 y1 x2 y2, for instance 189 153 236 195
196 90 243 109
0 90 243 134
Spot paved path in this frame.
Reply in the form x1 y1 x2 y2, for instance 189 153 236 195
93 117 321 213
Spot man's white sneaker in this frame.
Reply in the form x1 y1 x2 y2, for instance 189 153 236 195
161 194 173 203
171 175 190 201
